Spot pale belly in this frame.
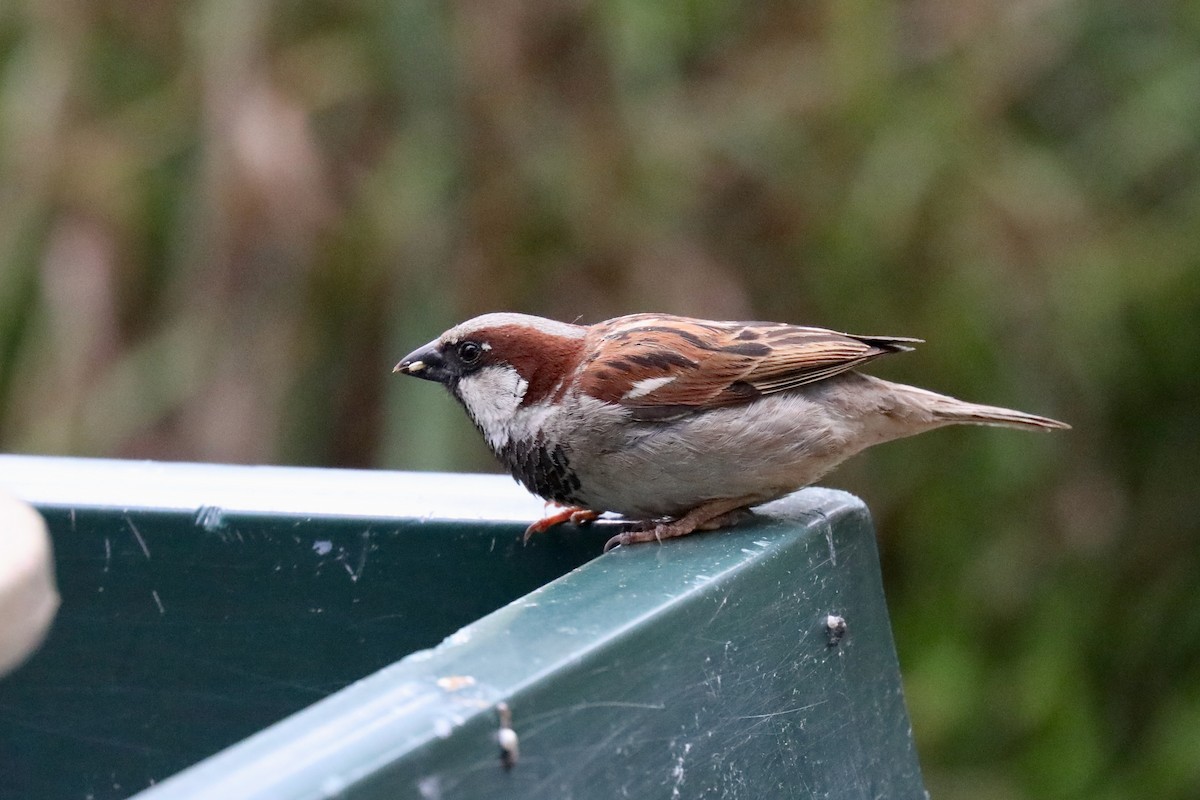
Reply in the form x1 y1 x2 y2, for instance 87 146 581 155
566 391 857 518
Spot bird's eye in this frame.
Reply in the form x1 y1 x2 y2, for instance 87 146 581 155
457 341 483 364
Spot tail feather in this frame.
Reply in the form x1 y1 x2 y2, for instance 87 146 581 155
881 379 1070 432
931 398 1070 431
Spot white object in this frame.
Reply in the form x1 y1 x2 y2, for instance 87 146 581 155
0 492 59 677
0 455 543 522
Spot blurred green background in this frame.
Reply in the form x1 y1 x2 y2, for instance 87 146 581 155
2 0 1198 797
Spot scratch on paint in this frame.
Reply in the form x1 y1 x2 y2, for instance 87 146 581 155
670 742 692 799
341 531 371 583
151 590 165 615
353 531 369 582
127 517 151 560
736 700 826 721
807 508 835 565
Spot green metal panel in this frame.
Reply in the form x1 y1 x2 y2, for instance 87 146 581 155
0 456 926 800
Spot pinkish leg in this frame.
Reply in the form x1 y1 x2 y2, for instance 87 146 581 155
523 506 599 544
603 498 754 552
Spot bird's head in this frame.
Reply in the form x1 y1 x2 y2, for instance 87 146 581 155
394 312 587 448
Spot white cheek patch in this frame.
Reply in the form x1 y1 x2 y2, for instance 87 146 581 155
622 375 676 400
455 366 530 450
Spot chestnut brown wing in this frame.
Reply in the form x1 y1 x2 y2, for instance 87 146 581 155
578 315 919 420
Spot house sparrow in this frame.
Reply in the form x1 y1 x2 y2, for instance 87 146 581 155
394 313 1068 551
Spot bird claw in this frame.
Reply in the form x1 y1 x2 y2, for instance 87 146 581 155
602 530 638 552
602 522 665 552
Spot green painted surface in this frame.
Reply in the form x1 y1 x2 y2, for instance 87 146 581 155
0 457 925 800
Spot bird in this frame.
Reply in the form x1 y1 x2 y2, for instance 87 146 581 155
394 312 1069 551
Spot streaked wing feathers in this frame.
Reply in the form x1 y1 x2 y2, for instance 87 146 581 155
579 315 918 418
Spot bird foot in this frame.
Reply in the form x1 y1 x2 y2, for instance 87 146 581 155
523 506 599 544
602 499 754 552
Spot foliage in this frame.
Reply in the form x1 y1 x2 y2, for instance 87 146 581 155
2 1 1199 796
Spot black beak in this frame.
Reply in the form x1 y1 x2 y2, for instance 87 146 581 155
393 340 451 383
